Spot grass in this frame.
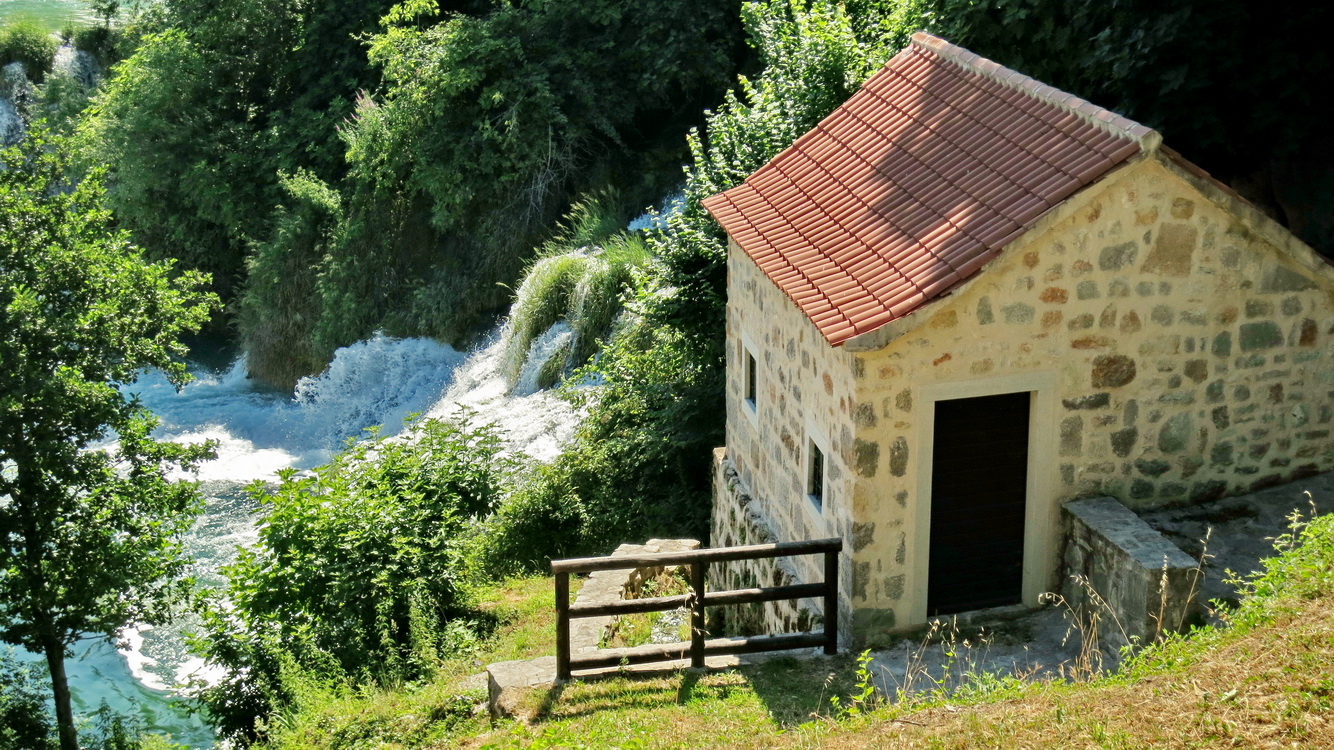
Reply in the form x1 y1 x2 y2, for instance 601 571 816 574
258 509 1334 749
600 569 691 649
259 577 573 750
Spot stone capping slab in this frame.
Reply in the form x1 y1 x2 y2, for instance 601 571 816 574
486 538 700 719
1062 496 1202 649
1065 497 1197 570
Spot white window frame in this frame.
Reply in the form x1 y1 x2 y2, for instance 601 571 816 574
739 330 760 429
800 419 832 533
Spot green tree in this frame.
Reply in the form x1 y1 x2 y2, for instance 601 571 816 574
0 133 217 750
78 0 401 306
88 0 121 28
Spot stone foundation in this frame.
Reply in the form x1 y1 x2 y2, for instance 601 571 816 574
1062 496 1203 650
710 447 824 638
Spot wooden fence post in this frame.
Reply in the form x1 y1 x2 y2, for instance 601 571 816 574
824 548 838 655
690 561 707 669
555 571 571 681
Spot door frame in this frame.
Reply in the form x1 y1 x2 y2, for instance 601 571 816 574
905 371 1058 626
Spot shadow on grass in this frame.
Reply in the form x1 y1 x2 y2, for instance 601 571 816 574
530 653 858 727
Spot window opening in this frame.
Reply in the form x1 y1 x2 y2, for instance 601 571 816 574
744 352 757 408
807 440 825 511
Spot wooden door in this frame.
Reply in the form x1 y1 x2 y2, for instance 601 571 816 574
927 391 1030 616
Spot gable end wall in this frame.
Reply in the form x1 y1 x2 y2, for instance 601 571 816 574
846 156 1334 644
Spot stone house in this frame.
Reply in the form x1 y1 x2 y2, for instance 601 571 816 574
701 33 1334 647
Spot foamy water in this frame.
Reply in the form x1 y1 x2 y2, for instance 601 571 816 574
16 329 584 747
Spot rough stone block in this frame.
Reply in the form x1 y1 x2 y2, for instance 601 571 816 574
1239 321 1284 351
1099 241 1138 271
1157 413 1193 453
1141 223 1196 277
1092 355 1136 387
1062 497 1201 649
1260 264 1316 293
488 657 557 720
1063 393 1111 410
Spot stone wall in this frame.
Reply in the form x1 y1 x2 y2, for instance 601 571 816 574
1062 497 1202 649
840 153 1334 642
710 448 831 639
723 237 858 621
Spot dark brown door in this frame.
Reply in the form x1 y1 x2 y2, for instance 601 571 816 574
927 391 1030 616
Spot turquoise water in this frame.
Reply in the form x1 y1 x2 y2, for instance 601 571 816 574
0 0 98 31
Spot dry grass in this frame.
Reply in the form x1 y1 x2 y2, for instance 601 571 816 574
826 599 1334 749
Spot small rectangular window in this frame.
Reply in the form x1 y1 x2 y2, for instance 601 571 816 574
807 440 825 511
744 352 757 407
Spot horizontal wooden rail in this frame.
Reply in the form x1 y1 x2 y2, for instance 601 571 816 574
568 633 827 671
569 593 691 618
552 538 841 680
551 538 842 574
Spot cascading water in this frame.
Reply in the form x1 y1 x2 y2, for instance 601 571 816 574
10 330 582 747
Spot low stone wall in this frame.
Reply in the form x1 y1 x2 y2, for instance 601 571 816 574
709 447 821 637
568 539 699 657
1062 496 1203 650
487 538 699 719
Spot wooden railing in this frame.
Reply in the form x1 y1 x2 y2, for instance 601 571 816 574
550 538 842 680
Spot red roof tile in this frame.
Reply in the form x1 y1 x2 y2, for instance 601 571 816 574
703 33 1155 346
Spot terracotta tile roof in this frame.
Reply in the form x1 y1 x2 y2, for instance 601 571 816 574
703 32 1156 346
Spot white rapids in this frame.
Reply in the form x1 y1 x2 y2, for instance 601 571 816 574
14 329 583 747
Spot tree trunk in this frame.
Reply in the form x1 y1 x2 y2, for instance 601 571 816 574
42 633 79 750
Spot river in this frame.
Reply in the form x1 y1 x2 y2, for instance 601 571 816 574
9 329 582 747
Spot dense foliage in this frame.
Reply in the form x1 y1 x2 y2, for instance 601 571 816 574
78 0 401 306
78 0 745 385
264 0 744 380
195 415 513 742
237 171 344 389
480 0 892 568
0 652 54 750
0 20 57 81
0 133 216 750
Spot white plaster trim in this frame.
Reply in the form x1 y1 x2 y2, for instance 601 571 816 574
800 416 833 536
905 371 1059 627
739 328 760 430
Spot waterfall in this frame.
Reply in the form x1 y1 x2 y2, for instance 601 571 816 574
27 327 584 747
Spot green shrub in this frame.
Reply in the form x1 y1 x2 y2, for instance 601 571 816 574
34 70 92 135
1 20 58 82
194 413 515 743
239 170 344 389
72 25 121 66
502 253 594 385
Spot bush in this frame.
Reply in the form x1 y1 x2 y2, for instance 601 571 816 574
195 413 514 742
0 651 56 750
1 20 58 82
72 25 122 66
